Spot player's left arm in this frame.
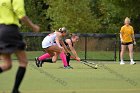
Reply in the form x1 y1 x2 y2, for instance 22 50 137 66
132 34 135 42
131 27 136 44
12 0 40 32
67 40 80 61
12 0 26 19
60 40 70 53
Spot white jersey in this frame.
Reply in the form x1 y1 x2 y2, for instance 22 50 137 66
42 32 57 48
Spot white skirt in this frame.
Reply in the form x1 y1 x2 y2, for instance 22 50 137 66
42 37 56 48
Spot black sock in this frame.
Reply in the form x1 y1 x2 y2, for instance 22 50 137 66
66 58 70 66
12 67 26 93
66 53 71 66
42 59 53 63
0 67 3 73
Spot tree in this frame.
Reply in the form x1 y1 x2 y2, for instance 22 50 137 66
90 0 123 33
44 0 101 33
109 0 140 33
23 0 140 33
21 0 50 32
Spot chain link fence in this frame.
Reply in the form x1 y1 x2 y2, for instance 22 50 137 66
20 32 119 61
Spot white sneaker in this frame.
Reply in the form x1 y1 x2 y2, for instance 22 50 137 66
130 61 136 65
120 61 125 65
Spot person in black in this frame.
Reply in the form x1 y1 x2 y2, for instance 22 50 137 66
38 34 80 69
0 0 40 93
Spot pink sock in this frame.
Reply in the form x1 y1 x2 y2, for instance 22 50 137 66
60 52 68 67
38 53 51 61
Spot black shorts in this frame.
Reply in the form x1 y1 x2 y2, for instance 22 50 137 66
121 42 133 45
0 24 26 54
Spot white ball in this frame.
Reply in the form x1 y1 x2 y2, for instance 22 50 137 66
95 64 98 68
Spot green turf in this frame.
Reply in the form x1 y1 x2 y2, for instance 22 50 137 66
0 61 140 93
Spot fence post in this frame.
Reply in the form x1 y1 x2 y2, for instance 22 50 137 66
114 34 117 61
85 36 87 60
119 36 121 62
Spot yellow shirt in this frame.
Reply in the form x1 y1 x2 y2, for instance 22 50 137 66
0 0 26 27
120 25 134 43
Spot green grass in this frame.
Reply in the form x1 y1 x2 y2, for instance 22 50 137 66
0 61 140 93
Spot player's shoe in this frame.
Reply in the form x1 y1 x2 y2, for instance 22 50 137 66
130 61 136 65
39 61 44 67
35 57 40 67
63 66 71 69
12 90 20 93
120 61 125 65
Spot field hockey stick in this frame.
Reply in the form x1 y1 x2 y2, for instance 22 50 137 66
70 56 97 66
81 60 96 65
80 60 99 69
70 56 98 69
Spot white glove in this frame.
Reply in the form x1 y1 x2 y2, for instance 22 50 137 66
76 57 80 61
120 38 123 43
133 41 136 45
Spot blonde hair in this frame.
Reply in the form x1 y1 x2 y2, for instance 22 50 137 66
124 17 130 23
58 27 67 33
70 33 79 38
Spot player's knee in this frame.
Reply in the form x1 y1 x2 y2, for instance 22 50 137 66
57 48 63 54
19 59 28 67
121 50 125 53
50 53 55 57
56 50 61 54
52 60 57 63
4 63 12 70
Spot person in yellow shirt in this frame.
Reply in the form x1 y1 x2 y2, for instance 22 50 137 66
0 0 40 93
120 17 136 65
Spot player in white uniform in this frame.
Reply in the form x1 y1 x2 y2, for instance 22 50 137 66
42 32 57 48
35 27 68 67
37 34 81 69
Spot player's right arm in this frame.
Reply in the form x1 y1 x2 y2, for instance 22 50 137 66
55 32 63 48
120 27 124 42
21 16 40 32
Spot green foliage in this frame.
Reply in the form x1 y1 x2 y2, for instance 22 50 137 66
109 0 140 33
21 0 50 32
23 0 140 33
90 0 122 33
44 0 101 33
110 0 140 17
